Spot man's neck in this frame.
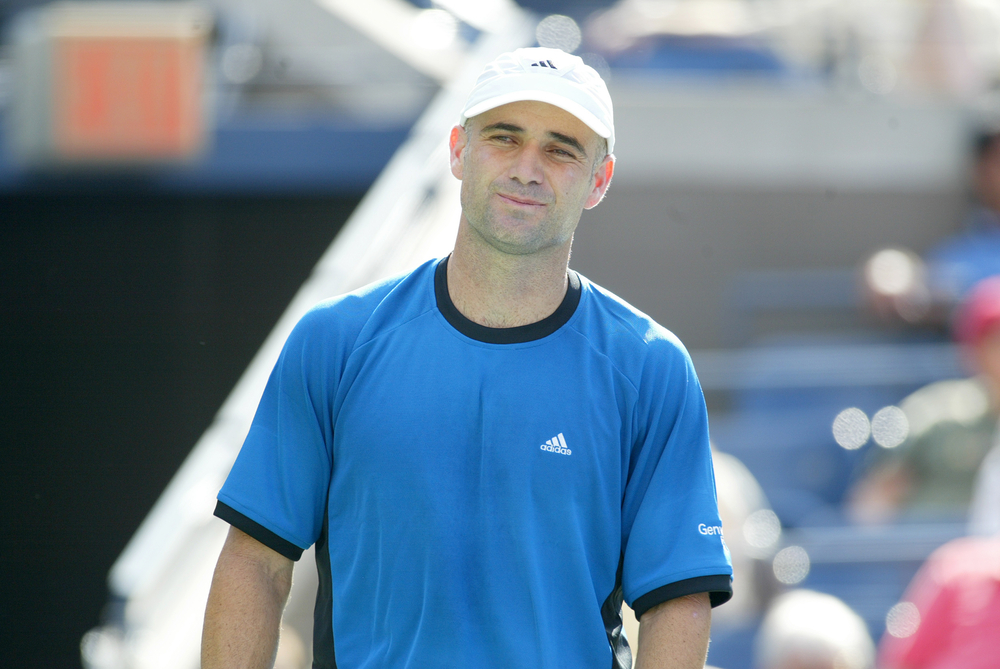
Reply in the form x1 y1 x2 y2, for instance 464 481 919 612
447 226 571 329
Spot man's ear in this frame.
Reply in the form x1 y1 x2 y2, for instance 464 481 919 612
449 125 467 180
584 154 615 210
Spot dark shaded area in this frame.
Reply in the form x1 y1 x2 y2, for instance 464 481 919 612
0 193 358 667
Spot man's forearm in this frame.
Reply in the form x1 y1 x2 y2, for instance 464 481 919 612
202 527 294 669
635 592 711 669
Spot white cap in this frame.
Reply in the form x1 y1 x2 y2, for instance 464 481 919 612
460 47 615 154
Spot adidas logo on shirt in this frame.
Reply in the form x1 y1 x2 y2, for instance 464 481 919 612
540 432 571 455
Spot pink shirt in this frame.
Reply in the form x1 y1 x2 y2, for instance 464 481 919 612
879 536 1000 669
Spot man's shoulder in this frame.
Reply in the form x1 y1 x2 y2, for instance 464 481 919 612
292 259 438 345
927 209 1000 262
576 275 688 352
900 376 993 440
921 535 1000 586
572 275 694 383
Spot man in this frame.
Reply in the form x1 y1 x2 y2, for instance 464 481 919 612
754 590 874 669
924 129 1000 305
874 283 1000 669
848 276 1000 525
861 129 1000 326
202 47 732 669
877 536 1000 669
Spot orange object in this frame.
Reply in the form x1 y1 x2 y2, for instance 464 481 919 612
46 3 211 162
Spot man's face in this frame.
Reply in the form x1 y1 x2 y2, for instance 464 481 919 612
449 100 614 256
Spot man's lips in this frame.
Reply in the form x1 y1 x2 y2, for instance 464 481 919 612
496 192 547 207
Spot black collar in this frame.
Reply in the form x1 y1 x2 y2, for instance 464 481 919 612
434 256 581 344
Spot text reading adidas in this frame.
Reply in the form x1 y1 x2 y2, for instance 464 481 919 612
541 432 572 455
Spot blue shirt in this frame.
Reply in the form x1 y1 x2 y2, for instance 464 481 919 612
927 206 1000 302
216 257 732 669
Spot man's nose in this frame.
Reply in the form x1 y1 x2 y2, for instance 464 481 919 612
507 143 545 185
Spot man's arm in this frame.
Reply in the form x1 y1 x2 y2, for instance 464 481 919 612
634 592 711 669
202 526 294 669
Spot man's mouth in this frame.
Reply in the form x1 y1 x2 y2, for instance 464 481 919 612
497 192 547 207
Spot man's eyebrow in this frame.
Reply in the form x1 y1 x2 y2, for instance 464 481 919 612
548 132 588 158
481 122 524 135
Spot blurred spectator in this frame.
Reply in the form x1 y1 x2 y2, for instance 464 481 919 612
924 130 1000 305
753 589 875 669
878 536 1000 669
862 129 1000 326
848 277 1000 524
582 0 790 76
905 0 1000 98
710 448 780 627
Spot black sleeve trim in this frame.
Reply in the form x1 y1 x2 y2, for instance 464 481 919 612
214 500 305 561
632 574 733 620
